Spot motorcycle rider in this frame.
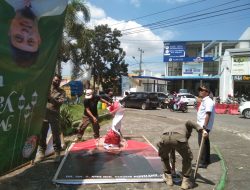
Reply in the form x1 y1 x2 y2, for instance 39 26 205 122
173 94 185 110
175 95 185 110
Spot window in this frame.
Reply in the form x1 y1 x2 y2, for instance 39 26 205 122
168 62 182 76
203 62 219 75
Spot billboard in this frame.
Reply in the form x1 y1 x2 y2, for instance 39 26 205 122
0 0 68 175
164 42 186 57
231 57 250 75
182 62 203 76
163 42 213 62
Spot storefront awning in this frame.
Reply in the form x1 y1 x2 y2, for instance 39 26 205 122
132 75 220 81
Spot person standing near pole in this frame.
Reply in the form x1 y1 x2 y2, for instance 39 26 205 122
196 85 215 168
35 74 65 163
187 85 215 169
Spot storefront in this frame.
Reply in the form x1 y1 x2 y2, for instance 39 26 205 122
220 51 250 101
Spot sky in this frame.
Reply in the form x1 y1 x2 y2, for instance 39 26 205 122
62 0 250 77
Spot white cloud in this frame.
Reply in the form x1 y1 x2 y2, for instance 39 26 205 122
87 3 106 19
86 3 176 58
83 3 178 75
130 0 141 7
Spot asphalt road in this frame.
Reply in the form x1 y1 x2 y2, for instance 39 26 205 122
0 107 249 190
148 108 250 190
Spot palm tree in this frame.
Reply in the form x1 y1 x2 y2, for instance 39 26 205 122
56 0 91 75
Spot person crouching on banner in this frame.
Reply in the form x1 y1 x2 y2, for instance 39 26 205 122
157 120 208 189
75 89 112 141
103 101 124 150
35 74 66 163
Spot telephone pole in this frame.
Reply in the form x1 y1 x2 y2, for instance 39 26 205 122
138 48 144 76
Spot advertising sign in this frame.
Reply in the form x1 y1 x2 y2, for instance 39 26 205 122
231 57 250 75
0 0 68 175
233 75 250 81
164 42 186 57
164 56 213 62
163 42 214 62
182 62 203 76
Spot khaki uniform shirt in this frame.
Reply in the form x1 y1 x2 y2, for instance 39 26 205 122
47 86 65 113
162 123 202 142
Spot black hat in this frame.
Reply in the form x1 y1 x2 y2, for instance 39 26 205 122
198 85 210 93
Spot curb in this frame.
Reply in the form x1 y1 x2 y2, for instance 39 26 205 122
213 145 227 190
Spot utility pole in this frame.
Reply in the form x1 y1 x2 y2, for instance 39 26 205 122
138 48 144 76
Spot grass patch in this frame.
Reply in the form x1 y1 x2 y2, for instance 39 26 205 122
60 103 112 136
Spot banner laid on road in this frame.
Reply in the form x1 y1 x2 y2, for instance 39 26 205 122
0 0 68 175
53 136 163 184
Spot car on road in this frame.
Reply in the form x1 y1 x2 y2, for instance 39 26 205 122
155 92 169 108
120 92 159 110
178 88 188 93
239 101 250 119
177 93 197 106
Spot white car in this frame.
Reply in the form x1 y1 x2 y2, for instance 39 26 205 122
239 101 250 119
177 93 197 106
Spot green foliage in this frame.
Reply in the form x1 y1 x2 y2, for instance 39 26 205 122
90 24 128 91
56 0 91 75
60 104 74 135
67 104 83 121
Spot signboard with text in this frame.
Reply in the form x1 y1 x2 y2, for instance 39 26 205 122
233 75 250 81
231 57 250 75
163 42 213 62
0 1 68 175
164 56 213 62
182 62 203 76
164 42 186 57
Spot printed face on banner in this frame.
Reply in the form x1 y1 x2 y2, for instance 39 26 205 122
9 14 41 52
8 8 41 68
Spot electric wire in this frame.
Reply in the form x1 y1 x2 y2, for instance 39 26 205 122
121 0 240 32
110 0 208 26
123 6 250 35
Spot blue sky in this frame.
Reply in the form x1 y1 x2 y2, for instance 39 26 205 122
62 0 250 77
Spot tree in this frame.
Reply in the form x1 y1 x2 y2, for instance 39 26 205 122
90 24 128 92
56 0 91 75
57 2 128 93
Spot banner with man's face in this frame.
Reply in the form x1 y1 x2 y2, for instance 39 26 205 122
0 0 68 175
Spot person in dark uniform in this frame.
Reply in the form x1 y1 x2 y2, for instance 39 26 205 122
157 120 208 189
35 74 65 163
101 88 114 103
76 89 112 141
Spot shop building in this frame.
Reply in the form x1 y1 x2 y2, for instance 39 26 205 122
125 28 250 100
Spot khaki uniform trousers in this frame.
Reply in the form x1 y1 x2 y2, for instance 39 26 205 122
157 133 193 177
77 116 100 138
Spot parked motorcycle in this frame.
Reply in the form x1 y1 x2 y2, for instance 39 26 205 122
168 98 188 112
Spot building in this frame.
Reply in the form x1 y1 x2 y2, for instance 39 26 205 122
127 27 250 100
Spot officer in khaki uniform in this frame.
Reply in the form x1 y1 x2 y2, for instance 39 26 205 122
157 120 207 189
35 74 65 163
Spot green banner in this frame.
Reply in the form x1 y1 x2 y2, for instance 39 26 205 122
0 0 68 175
